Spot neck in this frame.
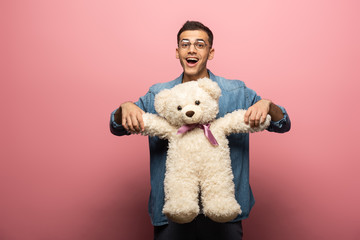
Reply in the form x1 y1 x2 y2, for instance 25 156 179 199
182 70 210 83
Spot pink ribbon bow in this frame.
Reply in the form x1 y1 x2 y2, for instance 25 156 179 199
177 123 219 146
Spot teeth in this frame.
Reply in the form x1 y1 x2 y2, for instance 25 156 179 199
186 58 198 61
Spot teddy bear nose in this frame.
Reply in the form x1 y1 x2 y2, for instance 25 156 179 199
186 111 195 117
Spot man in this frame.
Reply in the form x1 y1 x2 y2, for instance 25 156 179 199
110 21 291 240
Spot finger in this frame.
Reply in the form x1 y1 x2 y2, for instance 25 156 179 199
255 111 262 127
131 114 140 132
260 112 267 124
122 114 128 131
249 113 256 128
244 109 252 124
138 113 145 132
126 116 135 132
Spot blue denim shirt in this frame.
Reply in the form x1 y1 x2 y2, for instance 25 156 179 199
110 70 291 226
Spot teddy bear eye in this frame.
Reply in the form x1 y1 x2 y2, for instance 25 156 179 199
177 105 182 111
195 100 200 105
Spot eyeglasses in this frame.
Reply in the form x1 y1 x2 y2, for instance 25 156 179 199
179 40 208 50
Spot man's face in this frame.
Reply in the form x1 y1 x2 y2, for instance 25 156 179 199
176 30 214 82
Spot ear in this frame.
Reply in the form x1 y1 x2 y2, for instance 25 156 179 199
176 48 179 59
208 48 215 60
154 89 172 114
197 78 221 100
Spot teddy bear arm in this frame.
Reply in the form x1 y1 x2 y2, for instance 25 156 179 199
214 109 271 135
142 113 175 139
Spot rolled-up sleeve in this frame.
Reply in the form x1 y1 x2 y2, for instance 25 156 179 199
267 105 291 133
109 109 131 136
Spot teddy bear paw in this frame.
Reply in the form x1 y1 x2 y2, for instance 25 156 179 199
162 201 200 224
202 197 242 223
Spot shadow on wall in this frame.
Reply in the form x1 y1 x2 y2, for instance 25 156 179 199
243 177 304 240
83 158 153 240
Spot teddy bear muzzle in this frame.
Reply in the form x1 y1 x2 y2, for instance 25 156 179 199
182 106 202 124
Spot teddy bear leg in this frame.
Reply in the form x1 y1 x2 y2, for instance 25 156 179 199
200 162 241 223
162 161 200 224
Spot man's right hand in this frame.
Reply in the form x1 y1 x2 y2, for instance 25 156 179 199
115 102 145 132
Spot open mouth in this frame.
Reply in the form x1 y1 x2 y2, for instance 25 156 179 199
186 57 199 64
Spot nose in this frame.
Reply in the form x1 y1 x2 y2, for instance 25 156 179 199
186 111 195 117
188 44 197 53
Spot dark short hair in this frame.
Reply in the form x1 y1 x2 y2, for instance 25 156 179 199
177 21 214 48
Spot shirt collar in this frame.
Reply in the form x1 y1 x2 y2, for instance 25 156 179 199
177 69 216 84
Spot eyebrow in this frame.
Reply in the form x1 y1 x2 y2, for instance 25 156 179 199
181 39 205 43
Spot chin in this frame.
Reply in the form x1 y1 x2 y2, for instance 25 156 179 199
184 69 201 78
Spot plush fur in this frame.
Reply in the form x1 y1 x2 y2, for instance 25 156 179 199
141 78 271 224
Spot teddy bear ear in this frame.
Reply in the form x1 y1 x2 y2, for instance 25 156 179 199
154 88 172 114
197 77 222 100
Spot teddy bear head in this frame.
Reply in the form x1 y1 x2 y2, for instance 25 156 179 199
154 78 222 127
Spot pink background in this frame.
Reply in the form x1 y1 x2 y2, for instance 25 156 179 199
1 0 359 239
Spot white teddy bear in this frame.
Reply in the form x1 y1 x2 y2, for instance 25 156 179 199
141 78 271 224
